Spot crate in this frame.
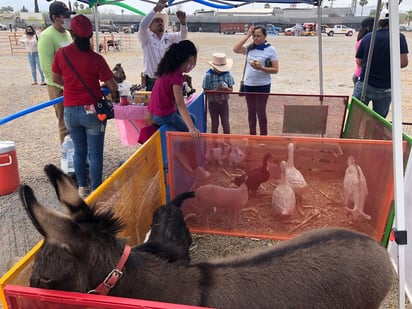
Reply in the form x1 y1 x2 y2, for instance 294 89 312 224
134 91 151 105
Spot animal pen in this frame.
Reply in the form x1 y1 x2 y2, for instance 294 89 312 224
1 91 411 308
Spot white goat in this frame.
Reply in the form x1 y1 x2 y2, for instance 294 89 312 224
195 175 248 229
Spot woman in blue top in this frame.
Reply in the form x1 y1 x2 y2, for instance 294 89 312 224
233 25 279 135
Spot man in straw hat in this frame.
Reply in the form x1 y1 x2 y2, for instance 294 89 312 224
138 0 187 91
352 5 408 118
203 53 235 134
39 1 75 145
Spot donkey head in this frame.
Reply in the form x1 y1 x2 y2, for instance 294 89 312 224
20 164 125 293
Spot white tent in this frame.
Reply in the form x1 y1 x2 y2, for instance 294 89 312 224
78 0 410 306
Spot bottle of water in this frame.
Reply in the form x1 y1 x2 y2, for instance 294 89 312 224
61 135 74 174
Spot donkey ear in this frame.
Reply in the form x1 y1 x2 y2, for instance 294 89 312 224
43 164 92 221
19 185 77 243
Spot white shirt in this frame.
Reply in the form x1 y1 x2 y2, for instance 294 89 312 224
243 44 278 86
19 35 39 54
138 10 187 79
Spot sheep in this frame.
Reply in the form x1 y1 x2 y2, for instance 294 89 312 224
194 174 248 229
343 155 371 221
144 191 195 264
24 164 394 309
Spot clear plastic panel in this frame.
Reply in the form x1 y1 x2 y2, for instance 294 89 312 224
167 132 398 241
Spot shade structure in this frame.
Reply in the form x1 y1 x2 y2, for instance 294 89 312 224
64 0 411 306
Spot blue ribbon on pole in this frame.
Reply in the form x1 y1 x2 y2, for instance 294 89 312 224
0 97 63 126
193 0 234 9
0 89 111 126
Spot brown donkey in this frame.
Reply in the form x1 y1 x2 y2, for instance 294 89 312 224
21 164 394 309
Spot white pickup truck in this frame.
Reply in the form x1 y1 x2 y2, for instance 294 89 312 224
324 25 355 37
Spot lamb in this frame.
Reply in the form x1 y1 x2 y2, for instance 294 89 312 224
145 191 195 264
194 174 248 229
343 155 371 221
24 164 394 309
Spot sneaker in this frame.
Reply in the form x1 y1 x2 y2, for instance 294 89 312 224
193 166 211 179
78 186 89 199
31 82 38 85
40 82 46 86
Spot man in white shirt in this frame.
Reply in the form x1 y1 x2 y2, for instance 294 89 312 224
138 0 187 90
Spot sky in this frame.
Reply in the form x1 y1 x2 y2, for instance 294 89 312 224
3 0 412 15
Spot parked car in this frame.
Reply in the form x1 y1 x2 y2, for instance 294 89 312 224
0 23 8 31
399 25 412 32
323 25 355 36
131 23 139 33
99 22 119 33
284 26 296 36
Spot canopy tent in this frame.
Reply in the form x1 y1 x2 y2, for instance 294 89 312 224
71 0 408 307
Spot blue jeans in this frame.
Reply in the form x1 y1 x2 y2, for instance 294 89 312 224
208 101 230 134
64 106 106 190
244 84 270 135
152 112 196 132
27 52 44 83
352 81 392 118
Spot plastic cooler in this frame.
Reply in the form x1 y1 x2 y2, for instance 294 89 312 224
0 141 20 195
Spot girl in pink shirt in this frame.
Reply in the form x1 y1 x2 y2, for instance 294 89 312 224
149 40 200 139
149 40 210 179
353 17 374 85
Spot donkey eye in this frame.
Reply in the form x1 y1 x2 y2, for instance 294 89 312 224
40 277 54 284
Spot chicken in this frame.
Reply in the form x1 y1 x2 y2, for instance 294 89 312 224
343 155 371 221
234 152 273 195
285 143 307 214
272 161 296 217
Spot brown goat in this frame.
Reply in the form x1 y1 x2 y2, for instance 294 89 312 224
22 164 394 309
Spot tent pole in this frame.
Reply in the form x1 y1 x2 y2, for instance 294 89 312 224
94 5 100 52
316 4 323 97
361 0 381 102
388 0 407 307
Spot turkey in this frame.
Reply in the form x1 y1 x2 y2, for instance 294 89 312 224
272 161 296 217
343 155 371 221
285 143 307 214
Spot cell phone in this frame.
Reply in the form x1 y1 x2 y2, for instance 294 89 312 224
264 58 272 67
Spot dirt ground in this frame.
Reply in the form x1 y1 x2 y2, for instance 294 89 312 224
1 30 412 307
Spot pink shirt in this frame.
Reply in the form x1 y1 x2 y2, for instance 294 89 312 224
354 39 362 78
148 69 184 117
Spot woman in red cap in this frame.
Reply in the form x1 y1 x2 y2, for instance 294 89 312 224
52 14 118 198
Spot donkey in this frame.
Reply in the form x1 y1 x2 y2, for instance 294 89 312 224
145 191 195 264
22 164 394 309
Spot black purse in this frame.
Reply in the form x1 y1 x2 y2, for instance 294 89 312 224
239 50 248 97
62 48 114 122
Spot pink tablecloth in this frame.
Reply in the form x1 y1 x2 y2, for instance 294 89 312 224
114 105 149 146
113 94 198 146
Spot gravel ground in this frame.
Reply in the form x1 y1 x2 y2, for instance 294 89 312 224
1 31 411 308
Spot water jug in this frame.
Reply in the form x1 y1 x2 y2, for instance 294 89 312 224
61 135 74 174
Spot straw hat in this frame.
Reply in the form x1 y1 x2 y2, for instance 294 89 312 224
207 53 233 72
151 12 169 27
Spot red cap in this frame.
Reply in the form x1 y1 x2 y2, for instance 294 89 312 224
70 14 92 38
